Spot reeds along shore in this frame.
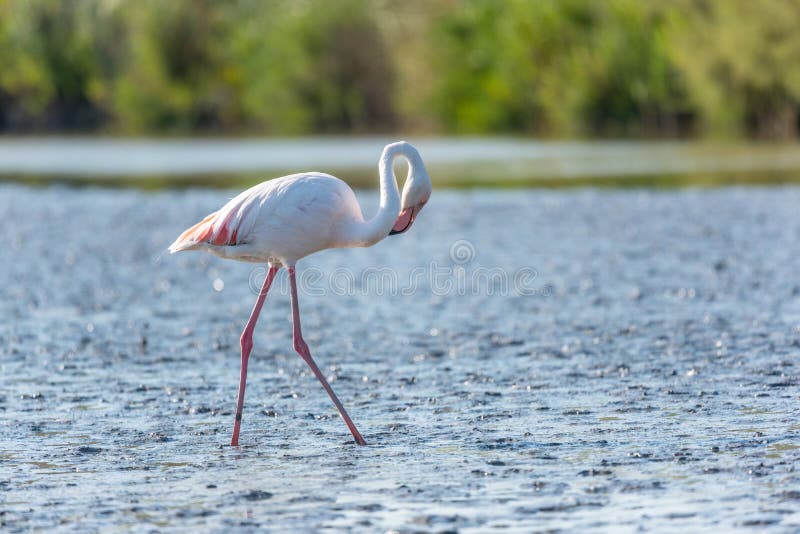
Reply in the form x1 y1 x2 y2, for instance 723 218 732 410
1 0 799 139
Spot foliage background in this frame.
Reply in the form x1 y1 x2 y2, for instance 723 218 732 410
1 0 799 138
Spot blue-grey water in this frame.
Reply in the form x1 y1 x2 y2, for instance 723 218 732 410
1 184 799 531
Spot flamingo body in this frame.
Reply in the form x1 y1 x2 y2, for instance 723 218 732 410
169 141 432 446
169 173 364 264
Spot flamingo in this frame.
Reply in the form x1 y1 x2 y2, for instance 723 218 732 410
169 141 431 446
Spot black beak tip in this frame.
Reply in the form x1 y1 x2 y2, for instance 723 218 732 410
389 208 415 236
388 226 408 236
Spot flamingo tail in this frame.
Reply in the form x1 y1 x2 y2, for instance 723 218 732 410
168 212 218 253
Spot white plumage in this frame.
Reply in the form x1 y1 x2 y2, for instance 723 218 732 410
169 141 432 446
170 141 430 266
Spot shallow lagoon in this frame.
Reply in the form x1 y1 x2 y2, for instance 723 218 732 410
3 137 800 188
1 184 799 531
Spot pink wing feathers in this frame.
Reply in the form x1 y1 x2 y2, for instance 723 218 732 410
169 189 263 253
168 210 233 252
168 173 352 256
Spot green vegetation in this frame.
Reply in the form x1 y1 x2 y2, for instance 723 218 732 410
1 0 799 138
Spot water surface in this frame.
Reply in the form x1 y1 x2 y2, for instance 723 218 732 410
1 184 799 531
3 137 800 188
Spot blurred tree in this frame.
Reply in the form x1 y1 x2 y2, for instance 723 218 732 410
0 0 107 130
0 0 798 138
290 0 396 132
430 0 540 134
429 0 693 136
109 0 237 132
576 1 693 136
666 0 800 138
222 0 312 134
229 0 396 134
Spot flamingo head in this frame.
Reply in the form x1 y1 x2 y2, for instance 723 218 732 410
389 142 432 236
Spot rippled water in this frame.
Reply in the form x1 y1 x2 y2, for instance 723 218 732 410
2 184 799 531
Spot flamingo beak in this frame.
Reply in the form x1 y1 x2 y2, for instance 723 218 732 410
389 206 416 235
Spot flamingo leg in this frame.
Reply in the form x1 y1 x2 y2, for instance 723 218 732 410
230 264 280 446
288 266 367 445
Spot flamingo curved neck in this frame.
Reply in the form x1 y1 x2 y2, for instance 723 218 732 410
347 147 410 247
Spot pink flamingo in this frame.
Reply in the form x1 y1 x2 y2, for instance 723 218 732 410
169 141 431 446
